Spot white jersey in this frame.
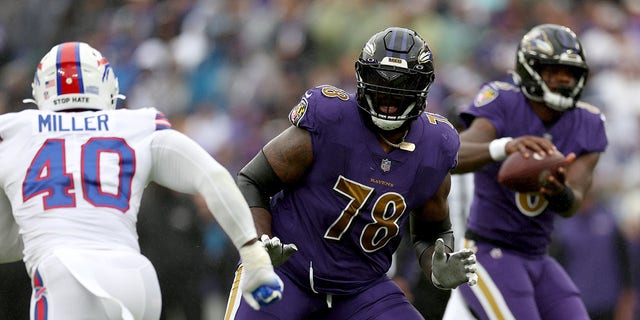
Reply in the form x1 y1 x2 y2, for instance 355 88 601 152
0 108 257 276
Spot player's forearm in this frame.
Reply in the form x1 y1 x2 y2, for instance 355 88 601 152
451 141 495 173
553 153 598 218
150 130 258 249
414 241 435 276
197 169 260 249
549 185 582 218
251 207 273 236
410 213 454 278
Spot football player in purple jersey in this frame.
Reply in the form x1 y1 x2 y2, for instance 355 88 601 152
451 24 608 319
224 27 477 320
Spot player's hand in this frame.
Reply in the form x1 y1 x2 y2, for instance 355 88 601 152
539 152 576 196
239 241 284 310
506 135 557 159
260 234 298 267
431 238 477 290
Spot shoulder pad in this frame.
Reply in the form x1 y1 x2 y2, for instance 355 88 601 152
491 81 519 91
423 112 455 130
575 101 603 115
473 81 519 107
317 85 350 101
289 85 353 127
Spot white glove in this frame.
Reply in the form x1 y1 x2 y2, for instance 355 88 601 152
260 234 298 267
431 238 478 290
239 241 284 310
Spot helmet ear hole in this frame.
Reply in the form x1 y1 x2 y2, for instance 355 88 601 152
355 27 435 131
31 42 122 111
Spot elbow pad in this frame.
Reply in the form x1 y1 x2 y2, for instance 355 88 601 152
237 149 284 208
411 214 455 267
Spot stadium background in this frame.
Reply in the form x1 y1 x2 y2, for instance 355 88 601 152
0 0 639 319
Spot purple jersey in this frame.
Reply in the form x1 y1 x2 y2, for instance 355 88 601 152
460 80 608 255
273 85 459 295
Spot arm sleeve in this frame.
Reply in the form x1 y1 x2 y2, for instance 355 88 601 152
0 189 24 263
149 129 257 249
411 213 454 271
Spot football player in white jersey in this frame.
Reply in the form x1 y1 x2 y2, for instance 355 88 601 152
0 41 283 320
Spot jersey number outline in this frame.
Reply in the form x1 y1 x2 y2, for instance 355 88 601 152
320 85 349 101
514 192 548 217
22 138 135 212
324 175 406 252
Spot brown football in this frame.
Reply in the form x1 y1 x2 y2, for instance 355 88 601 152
498 150 567 192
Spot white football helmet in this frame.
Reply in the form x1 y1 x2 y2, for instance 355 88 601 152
29 42 123 111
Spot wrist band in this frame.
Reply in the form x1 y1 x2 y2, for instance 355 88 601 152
545 185 575 212
489 137 513 161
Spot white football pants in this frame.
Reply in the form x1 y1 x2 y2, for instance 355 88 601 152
30 248 161 320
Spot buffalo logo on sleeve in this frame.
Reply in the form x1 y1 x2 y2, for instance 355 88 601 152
289 98 308 127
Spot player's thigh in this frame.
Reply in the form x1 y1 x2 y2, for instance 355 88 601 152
535 257 589 320
31 255 104 320
91 251 162 320
32 250 161 320
459 242 539 320
331 277 423 320
225 265 325 320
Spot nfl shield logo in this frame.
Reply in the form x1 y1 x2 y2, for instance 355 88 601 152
381 159 391 172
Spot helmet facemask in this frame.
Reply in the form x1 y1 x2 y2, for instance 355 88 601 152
356 28 435 131
515 50 588 111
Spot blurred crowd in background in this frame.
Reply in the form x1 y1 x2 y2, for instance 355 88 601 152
1 0 640 319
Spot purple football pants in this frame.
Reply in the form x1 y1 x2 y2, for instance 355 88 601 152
225 266 424 320
458 240 589 320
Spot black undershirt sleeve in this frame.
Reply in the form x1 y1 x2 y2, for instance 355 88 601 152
236 149 284 208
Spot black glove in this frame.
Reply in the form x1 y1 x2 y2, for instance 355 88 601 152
260 234 298 267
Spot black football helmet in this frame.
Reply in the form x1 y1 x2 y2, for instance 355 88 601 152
355 27 435 131
513 24 589 111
